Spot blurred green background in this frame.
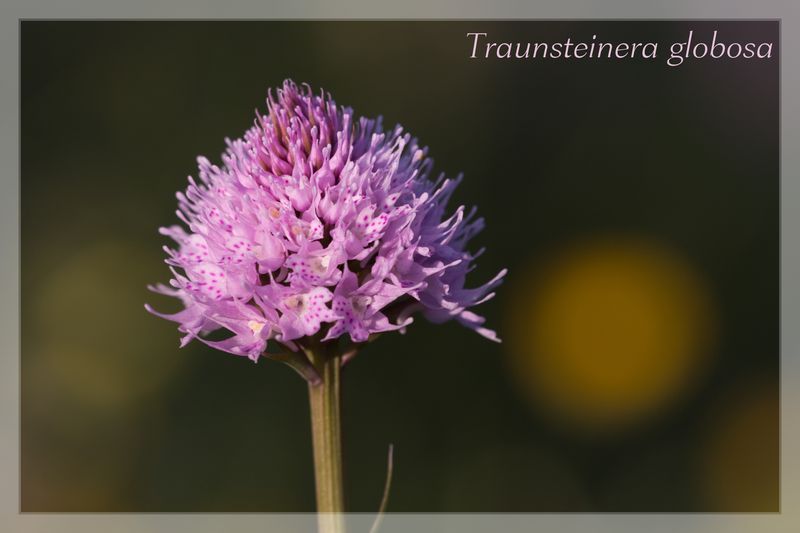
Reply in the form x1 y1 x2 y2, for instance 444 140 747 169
21 21 778 512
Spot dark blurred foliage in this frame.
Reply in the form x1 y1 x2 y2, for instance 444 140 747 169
21 21 778 512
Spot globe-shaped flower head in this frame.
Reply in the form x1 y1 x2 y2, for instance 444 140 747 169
147 80 506 370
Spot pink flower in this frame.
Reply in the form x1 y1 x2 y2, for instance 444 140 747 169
147 80 506 365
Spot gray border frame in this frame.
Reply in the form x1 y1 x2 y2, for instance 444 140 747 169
3 2 796 532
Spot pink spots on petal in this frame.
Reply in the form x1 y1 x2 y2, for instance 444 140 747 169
186 263 228 300
151 81 504 353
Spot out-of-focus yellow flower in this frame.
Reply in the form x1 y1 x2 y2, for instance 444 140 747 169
507 237 716 433
699 381 778 511
30 241 186 413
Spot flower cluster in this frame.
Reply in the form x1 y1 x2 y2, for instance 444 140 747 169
147 80 505 362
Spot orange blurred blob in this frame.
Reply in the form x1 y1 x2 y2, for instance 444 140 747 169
507 237 716 433
700 381 779 511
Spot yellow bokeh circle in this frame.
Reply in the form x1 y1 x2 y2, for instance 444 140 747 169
507 237 716 432
29 241 187 414
700 381 778 511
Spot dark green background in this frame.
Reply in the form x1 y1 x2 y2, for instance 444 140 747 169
21 21 778 511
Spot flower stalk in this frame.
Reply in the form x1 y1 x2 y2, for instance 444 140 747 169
146 79 506 527
307 343 345 533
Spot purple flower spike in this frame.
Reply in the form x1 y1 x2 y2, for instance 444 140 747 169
147 80 506 365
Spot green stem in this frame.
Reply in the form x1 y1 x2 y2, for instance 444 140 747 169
308 346 345 533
